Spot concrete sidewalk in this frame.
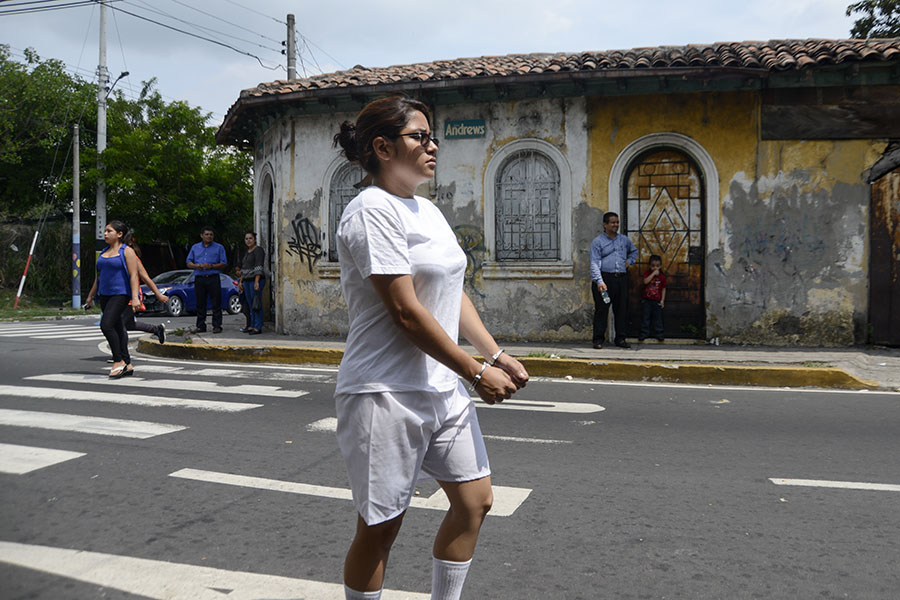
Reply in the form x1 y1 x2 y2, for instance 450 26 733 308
136 328 900 391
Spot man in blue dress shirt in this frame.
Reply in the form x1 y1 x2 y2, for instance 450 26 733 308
186 226 228 333
590 212 638 349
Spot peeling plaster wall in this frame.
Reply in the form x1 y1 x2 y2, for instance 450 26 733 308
431 97 590 340
710 140 886 346
255 90 886 346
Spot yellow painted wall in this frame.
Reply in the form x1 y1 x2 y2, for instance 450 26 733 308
588 91 759 211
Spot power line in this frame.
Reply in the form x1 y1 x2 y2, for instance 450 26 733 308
220 0 285 25
125 0 282 55
165 0 282 45
105 2 284 71
0 0 122 16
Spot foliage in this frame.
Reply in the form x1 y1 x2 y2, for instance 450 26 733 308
0 46 96 219
0 46 252 295
847 0 900 37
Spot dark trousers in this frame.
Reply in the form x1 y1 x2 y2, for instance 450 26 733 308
640 298 664 339
121 309 158 335
99 294 131 363
592 273 629 344
194 274 222 329
240 289 251 328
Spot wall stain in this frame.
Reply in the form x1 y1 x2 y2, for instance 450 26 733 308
453 224 486 298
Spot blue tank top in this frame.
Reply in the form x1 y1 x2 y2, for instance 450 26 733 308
97 249 130 295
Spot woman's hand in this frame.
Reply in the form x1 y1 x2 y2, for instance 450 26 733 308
84 296 94 310
158 293 169 303
253 281 259 291
474 365 518 405
132 296 141 312
494 353 529 389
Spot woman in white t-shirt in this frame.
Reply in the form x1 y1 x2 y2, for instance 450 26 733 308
333 96 530 600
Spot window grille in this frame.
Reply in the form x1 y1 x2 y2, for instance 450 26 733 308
328 163 366 262
494 150 560 261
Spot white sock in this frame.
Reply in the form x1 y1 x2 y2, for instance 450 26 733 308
431 557 472 600
344 584 382 600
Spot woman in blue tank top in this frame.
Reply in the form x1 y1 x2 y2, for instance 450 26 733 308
84 220 141 378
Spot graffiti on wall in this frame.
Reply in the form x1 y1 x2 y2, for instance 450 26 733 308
286 212 322 273
453 224 486 298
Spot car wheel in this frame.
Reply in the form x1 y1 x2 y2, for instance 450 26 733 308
227 293 242 315
167 295 184 317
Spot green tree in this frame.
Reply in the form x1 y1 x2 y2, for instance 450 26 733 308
0 45 96 219
847 0 900 37
100 84 252 253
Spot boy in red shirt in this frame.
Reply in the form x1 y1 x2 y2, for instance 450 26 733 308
639 254 666 342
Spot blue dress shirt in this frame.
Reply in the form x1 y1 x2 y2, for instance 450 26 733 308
187 241 227 276
590 232 638 284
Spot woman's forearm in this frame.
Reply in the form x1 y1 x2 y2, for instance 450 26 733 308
459 293 500 359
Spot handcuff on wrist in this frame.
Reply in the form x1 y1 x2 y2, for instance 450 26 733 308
469 362 488 392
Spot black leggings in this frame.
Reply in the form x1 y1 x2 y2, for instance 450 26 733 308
121 309 158 334
99 294 132 363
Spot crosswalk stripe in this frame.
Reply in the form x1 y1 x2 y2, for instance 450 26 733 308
0 385 261 412
137 364 335 383
0 408 185 439
0 541 429 599
27 374 307 398
170 468 532 517
5 331 103 339
0 443 86 474
0 324 90 332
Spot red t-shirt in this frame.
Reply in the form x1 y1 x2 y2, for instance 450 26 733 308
642 270 666 301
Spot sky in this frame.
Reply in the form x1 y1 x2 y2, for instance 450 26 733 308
0 0 859 127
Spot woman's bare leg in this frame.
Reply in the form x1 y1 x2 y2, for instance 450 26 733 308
344 512 405 592
433 476 493 561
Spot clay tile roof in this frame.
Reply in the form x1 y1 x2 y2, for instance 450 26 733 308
242 38 899 101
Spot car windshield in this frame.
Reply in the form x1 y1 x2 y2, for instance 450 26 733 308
153 271 190 284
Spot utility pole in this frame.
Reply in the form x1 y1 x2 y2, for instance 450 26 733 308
73 124 81 308
95 0 108 257
286 14 296 80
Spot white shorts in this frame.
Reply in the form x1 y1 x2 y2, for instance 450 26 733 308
335 381 491 525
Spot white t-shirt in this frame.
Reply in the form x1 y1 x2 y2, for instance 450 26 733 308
335 186 467 394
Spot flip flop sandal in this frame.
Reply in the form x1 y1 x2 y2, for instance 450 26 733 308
109 365 126 379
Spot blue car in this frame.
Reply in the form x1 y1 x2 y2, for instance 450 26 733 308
140 270 243 318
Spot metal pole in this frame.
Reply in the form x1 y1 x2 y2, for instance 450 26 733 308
13 231 39 309
95 0 108 259
73 124 81 308
286 14 296 80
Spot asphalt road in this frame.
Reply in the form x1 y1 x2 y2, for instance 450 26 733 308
1 315 899 599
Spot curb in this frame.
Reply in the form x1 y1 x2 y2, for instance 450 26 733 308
137 339 880 390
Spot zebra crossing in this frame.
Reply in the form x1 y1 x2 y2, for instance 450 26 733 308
0 320 145 343
0 364 301 475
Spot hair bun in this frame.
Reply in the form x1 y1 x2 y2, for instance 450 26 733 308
333 120 360 161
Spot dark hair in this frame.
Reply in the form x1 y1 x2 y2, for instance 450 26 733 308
245 231 257 240
201 225 214 234
603 212 619 224
649 254 662 264
333 95 432 175
107 219 128 242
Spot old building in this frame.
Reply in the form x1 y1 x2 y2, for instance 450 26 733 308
217 38 900 346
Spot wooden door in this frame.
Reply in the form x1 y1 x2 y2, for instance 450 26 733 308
623 148 705 339
869 167 900 346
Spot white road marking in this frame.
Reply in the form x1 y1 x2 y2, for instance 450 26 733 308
0 443 85 474
0 541 428 600
0 324 90 333
136 354 340 373
170 468 532 517
472 397 604 414
0 385 261 412
483 434 573 444
0 329 97 338
306 417 338 432
0 408 185 439
769 478 900 492
27 374 307 398
135 364 336 383
549 378 900 396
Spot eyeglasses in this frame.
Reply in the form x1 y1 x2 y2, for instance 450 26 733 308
394 131 439 148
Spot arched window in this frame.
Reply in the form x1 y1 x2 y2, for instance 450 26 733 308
494 150 560 261
327 162 365 262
